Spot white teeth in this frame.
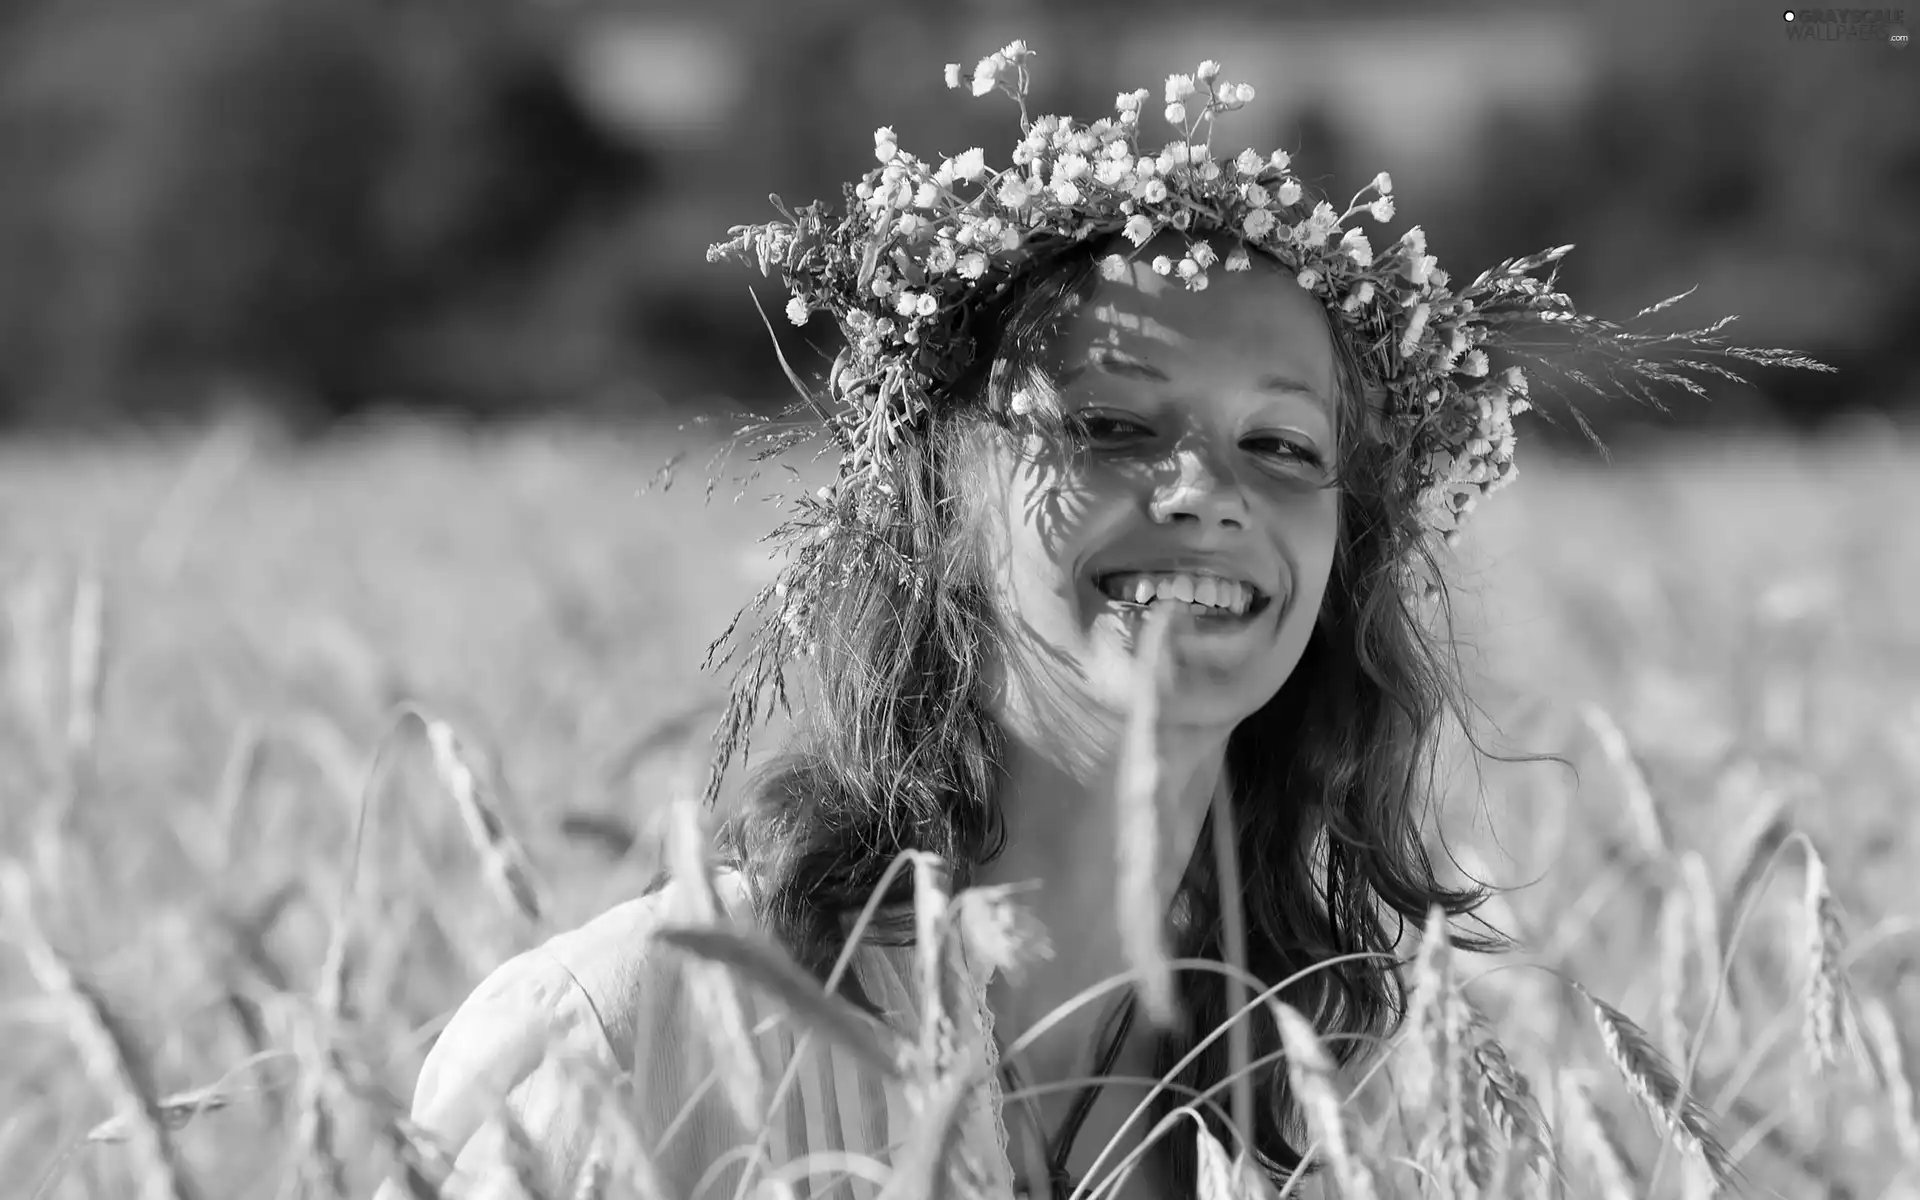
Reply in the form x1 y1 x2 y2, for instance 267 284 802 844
1099 571 1260 615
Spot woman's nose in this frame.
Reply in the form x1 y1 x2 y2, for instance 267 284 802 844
1148 445 1251 530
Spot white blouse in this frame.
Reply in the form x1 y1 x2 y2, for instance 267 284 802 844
385 869 1025 1200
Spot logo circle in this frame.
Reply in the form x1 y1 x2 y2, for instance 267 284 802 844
1783 8 1795 17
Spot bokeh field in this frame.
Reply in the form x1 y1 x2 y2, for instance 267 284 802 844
2 416 1917 1199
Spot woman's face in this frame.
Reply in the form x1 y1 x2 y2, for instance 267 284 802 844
971 242 1343 735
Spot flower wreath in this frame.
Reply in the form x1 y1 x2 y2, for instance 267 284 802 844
693 40 1829 795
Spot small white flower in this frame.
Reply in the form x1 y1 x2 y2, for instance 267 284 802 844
855 181 874 201
953 148 986 182
958 252 989 279
895 290 920 317
1116 89 1147 113
1100 254 1131 282
1143 179 1169 204
914 182 940 209
1190 241 1217 268
1370 196 1395 222
1001 39 1029 60
1235 148 1264 177
1409 254 1437 285
1196 60 1222 82
997 176 1032 209
944 62 963 89
1054 153 1089 182
1297 268 1321 290
1165 103 1187 125
1462 349 1489 377
1188 272 1210 291
916 292 939 318
972 56 1002 97
1341 228 1373 267
1151 256 1174 276
1177 257 1200 280
1123 214 1154 246
999 227 1021 251
1354 280 1375 305
1400 302 1432 356
1372 171 1393 195
785 295 808 325
1241 208 1277 239
893 214 923 237
1170 209 1192 231
870 276 893 299
1277 179 1302 206
1510 397 1532 416
873 127 898 164
1233 82 1256 104
1225 244 1252 271
1198 159 1220 181
1052 180 1082 205
1106 139 1132 161
928 244 957 274
1093 159 1129 187
1165 73 1196 103
1269 149 1292 172
1504 366 1529 395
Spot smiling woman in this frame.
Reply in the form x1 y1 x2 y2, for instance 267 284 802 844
389 39 1826 1200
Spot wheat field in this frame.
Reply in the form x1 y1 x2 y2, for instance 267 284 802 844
1 413 1916 1199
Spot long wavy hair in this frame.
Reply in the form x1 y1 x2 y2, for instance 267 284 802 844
715 231 1494 1187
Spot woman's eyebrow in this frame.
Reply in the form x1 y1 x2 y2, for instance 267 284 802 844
1058 346 1168 385
1062 347 1330 413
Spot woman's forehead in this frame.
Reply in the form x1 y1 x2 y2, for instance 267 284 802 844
1052 250 1339 400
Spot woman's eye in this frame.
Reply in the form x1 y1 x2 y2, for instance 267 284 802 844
1245 435 1325 467
1072 414 1152 443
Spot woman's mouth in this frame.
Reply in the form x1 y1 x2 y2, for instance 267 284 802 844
1092 570 1274 620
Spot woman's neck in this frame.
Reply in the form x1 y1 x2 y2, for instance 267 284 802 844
969 716 1231 1061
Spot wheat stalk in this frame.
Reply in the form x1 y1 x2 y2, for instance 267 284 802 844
1574 982 1736 1188
664 791 765 1131
1658 888 1693 1068
1578 702 1671 865
1800 839 1847 1076
65 563 106 770
1556 1072 1636 1200
1 861 204 1200
421 717 547 925
1114 602 1179 1027
1859 993 1920 1165
1271 999 1377 1200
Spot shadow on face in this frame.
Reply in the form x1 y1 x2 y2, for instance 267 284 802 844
956 233 1349 746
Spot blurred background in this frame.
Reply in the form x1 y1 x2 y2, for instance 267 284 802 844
0 0 1913 436
5 3 1920 1198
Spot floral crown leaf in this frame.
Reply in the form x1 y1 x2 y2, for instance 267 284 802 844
689 39 1833 804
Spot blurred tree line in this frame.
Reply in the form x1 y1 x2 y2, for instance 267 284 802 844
0 0 1913 434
